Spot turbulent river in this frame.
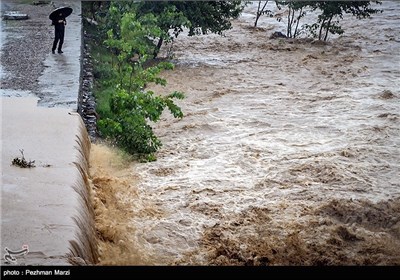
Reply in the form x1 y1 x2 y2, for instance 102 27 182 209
91 1 400 265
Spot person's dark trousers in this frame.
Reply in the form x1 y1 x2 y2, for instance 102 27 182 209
52 25 65 53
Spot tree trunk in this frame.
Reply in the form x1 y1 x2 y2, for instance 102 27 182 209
287 7 292 37
254 1 268 27
293 7 302 38
254 13 260 28
255 1 262 27
153 37 164 58
318 18 326 40
323 17 332 41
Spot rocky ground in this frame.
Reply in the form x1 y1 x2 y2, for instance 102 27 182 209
1 0 98 139
1 1 54 92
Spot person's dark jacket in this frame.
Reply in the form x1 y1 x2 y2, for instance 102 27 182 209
52 15 66 28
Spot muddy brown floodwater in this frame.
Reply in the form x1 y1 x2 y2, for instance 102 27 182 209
91 2 400 265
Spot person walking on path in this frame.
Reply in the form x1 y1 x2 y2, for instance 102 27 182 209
51 12 66 54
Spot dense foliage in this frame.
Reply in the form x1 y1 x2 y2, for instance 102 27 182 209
84 1 244 57
82 1 243 159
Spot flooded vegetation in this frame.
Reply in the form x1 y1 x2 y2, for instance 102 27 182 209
91 1 400 265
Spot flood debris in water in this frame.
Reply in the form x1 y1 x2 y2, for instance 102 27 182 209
11 149 35 168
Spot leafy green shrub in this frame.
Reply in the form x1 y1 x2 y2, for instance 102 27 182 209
98 89 184 156
92 5 185 159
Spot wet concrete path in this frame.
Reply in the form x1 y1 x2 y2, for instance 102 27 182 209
37 1 81 108
1 0 81 109
1 1 93 265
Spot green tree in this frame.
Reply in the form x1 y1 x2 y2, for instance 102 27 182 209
133 1 245 57
88 1 244 58
134 2 190 57
306 1 382 41
99 88 184 157
104 9 163 89
96 5 184 159
276 1 313 38
273 1 382 41
82 1 108 22
254 1 272 28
